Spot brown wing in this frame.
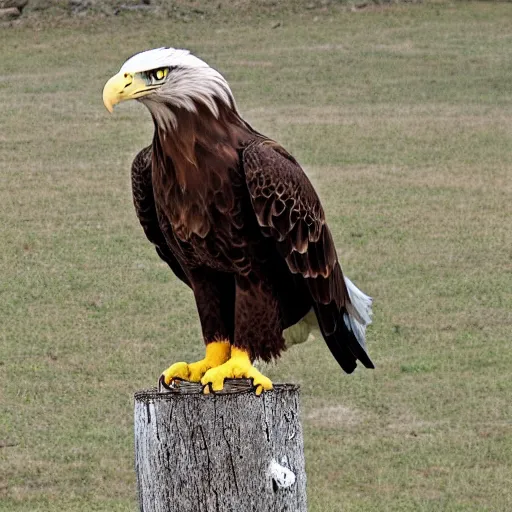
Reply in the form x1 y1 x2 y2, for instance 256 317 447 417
243 140 348 309
131 146 190 287
243 141 373 372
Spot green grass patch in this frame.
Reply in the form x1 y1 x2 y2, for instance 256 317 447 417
2 2 512 511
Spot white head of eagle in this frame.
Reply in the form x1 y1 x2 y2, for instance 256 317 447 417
102 47 237 131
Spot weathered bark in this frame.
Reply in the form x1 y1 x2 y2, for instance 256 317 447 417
134 380 307 512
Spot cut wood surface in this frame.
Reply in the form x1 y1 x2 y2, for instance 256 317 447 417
134 380 307 512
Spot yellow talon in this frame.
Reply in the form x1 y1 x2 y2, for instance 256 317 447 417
160 340 231 386
161 361 191 383
201 347 273 395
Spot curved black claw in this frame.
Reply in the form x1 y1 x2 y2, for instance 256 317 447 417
158 375 185 393
159 375 181 393
202 382 215 395
158 375 171 393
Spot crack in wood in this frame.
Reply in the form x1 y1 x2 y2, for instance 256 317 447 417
221 412 240 496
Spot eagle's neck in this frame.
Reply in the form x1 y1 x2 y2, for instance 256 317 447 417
152 100 258 192
149 100 264 240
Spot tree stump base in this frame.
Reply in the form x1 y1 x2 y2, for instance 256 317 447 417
134 380 307 512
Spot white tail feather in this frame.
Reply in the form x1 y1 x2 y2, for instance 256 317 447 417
343 277 373 350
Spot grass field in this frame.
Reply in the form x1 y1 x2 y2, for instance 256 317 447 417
1 2 512 511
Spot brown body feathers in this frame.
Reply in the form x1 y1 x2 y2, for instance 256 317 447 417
131 100 373 371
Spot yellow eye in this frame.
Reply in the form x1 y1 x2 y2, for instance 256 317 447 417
155 68 168 80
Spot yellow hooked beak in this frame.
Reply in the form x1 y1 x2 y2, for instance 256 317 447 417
102 72 154 113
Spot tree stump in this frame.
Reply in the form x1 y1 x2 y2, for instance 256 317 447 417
134 380 307 512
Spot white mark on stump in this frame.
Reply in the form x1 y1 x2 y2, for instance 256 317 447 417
268 459 296 489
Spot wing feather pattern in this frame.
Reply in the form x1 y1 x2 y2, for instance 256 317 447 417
243 141 373 373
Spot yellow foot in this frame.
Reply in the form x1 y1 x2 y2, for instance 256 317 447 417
159 340 230 388
201 347 273 396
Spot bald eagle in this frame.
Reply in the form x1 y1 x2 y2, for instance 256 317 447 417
103 48 373 394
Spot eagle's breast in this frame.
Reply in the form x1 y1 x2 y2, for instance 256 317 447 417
149 99 264 274
152 150 256 275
